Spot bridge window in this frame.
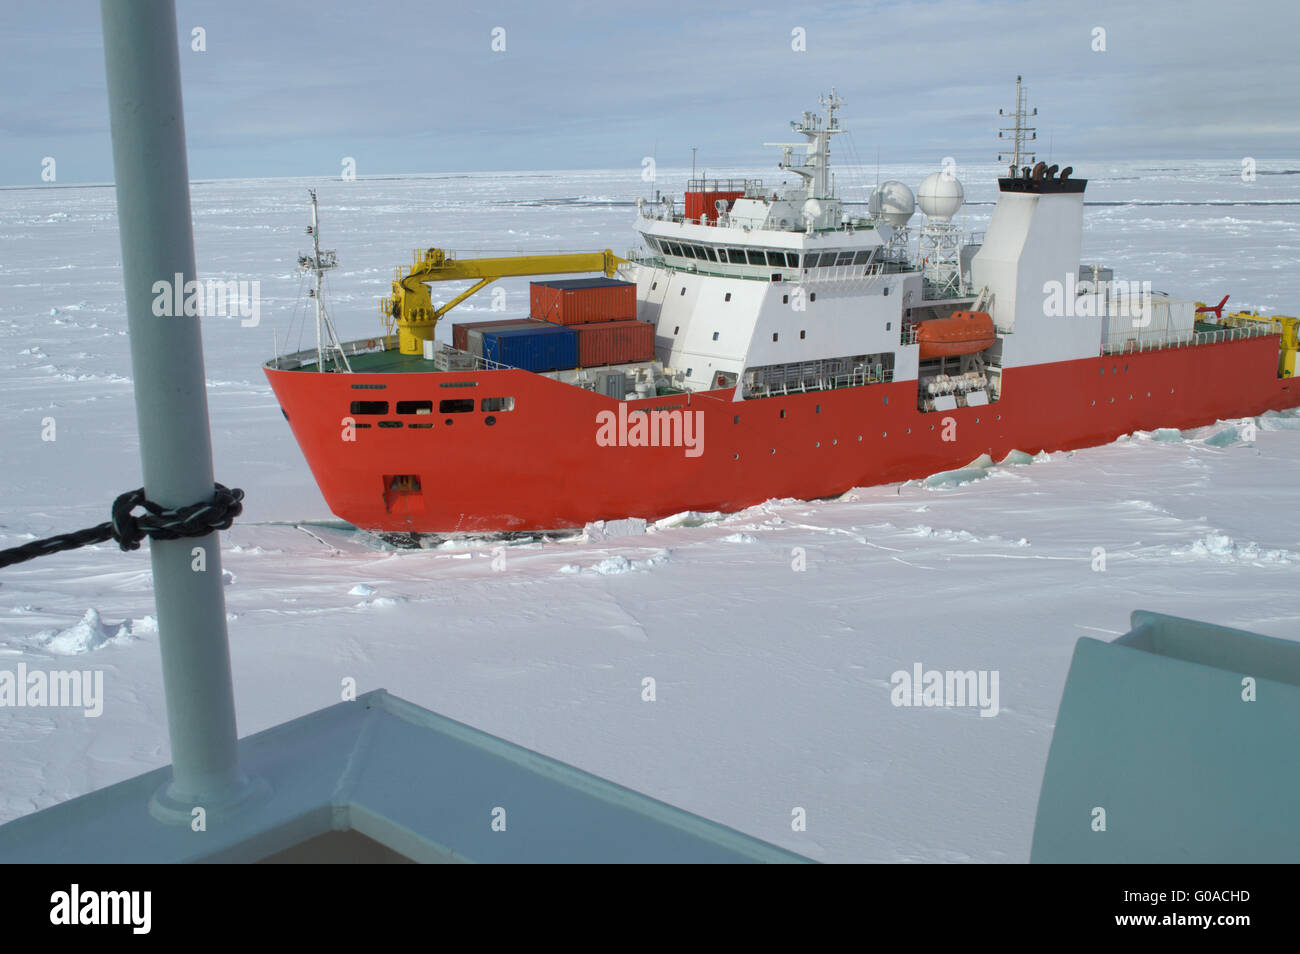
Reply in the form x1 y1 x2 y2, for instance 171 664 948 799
836 251 855 266
701 246 717 262
766 251 786 267
747 249 767 266
853 250 873 264
481 397 515 412
438 398 475 414
395 400 432 415
349 400 388 414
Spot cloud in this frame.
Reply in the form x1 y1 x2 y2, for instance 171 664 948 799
1 0 1296 186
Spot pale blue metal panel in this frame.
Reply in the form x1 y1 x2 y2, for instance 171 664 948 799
1031 611 1300 862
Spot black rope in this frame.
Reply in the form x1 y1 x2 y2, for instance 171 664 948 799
0 484 244 569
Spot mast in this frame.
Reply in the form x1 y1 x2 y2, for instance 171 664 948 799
299 190 350 372
997 75 1038 173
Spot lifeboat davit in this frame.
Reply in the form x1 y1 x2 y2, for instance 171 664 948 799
917 311 996 359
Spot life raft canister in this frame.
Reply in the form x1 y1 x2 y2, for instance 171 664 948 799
916 311 996 360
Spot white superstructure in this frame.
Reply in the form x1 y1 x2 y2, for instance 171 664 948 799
617 86 1177 411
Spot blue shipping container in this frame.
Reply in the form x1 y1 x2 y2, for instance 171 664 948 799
483 324 579 372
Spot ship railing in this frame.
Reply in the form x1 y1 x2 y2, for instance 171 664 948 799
271 336 389 371
431 344 517 372
687 177 760 194
900 324 919 346
800 263 885 284
1101 322 1277 356
744 366 894 399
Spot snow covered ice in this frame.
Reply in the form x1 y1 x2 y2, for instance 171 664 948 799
1 162 1299 861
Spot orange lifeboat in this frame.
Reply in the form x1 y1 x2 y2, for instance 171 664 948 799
916 311 996 359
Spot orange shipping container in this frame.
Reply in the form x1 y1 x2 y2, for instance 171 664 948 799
530 278 636 325
574 319 655 368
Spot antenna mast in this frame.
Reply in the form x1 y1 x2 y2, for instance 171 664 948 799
997 75 1038 173
299 190 350 372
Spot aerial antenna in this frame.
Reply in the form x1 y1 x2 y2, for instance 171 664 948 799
997 75 1038 172
298 190 351 372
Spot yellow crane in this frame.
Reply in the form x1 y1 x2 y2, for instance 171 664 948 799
380 247 626 355
1199 300 1300 378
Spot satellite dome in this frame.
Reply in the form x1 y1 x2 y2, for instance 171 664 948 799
868 180 916 227
917 172 964 222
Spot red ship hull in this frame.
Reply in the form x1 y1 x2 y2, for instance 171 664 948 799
265 334 1297 533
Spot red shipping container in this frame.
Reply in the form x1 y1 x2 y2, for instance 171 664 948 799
574 319 655 368
684 189 745 223
529 278 636 325
452 317 538 352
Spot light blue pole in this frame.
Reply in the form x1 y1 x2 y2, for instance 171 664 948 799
100 0 256 818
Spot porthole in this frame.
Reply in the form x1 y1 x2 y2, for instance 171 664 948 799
485 415 497 426
832 439 838 445
883 395 889 405
906 428 911 434
800 330 806 339
733 453 739 460
680 287 686 296
882 431 887 437
733 415 739 424
724 292 732 302
770 448 776 454
815 441 821 448
857 435 863 441
810 292 816 302
444 418 454 426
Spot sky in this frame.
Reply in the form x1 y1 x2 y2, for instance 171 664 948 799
1 0 1297 187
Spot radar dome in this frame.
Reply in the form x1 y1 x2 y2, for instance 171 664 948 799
917 172 964 222
868 180 916 227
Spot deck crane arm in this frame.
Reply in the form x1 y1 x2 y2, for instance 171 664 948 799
381 247 626 355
